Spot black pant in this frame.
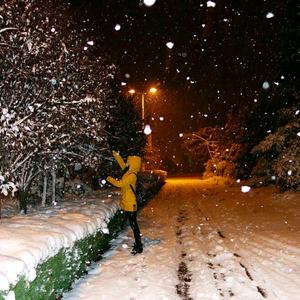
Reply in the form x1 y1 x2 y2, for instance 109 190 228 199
124 211 142 245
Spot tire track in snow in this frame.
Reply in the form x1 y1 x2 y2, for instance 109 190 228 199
175 208 194 300
195 204 269 299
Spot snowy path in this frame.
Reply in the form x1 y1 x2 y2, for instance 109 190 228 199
63 177 300 300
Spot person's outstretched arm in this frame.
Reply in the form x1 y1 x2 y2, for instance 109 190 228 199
112 150 127 170
106 173 135 188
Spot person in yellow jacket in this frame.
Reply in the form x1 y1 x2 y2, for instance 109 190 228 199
106 151 143 255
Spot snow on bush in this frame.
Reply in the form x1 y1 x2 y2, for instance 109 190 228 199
252 101 300 191
183 117 244 178
0 174 17 197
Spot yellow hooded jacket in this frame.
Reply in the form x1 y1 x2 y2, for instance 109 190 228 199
106 151 141 212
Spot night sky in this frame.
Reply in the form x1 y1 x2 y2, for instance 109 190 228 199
70 0 291 168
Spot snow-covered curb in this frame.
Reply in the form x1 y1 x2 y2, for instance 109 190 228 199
0 190 122 299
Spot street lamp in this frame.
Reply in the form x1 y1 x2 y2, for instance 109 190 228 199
128 87 158 171
128 87 157 121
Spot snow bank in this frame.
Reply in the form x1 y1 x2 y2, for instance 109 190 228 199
0 191 120 292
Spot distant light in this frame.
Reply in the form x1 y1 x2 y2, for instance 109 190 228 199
83 46 88 51
297 132 300 137
125 73 130 78
101 179 106 185
144 124 152 135
128 89 136 94
115 24 121 31
179 133 183 137
149 87 157 94
87 40 94 46
287 170 292 176
202 24 206 28
266 12 274 19
143 0 156 7
51 27 56 33
121 82 127 86
207 1 216 8
241 186 251 193
166 42 174 49
262 81 270 90
159 116 164 121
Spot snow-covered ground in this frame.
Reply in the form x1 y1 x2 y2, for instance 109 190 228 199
0 190 120 292
64 177 300 300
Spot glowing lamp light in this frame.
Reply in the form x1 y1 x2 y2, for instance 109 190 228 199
149 87 157 94
128 89 136 94
144 124 152 135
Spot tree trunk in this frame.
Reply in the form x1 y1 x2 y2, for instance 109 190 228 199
42 172 48 207
19 190 28 214
51 168 56 205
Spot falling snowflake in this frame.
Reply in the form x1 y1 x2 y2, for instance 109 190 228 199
266 12 274 19
287 170 292 176
50 78 57 86
241 186 251 193
207 1 216 8
87 41 94 46
166 42 174 49
143 0 156 6
179 133 183 137
159 117 164 121
262 81 270 90
144 124 152 135
115 24 121 31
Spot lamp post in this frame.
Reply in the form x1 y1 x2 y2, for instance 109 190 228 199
128 87 157 125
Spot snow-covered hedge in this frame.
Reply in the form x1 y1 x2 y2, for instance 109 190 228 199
0 174 165 299
0 191 122 300
0 211 125 300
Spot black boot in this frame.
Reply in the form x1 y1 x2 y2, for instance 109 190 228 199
131 242 143 255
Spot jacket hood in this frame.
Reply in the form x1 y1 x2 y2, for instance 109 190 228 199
127 156 141 173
